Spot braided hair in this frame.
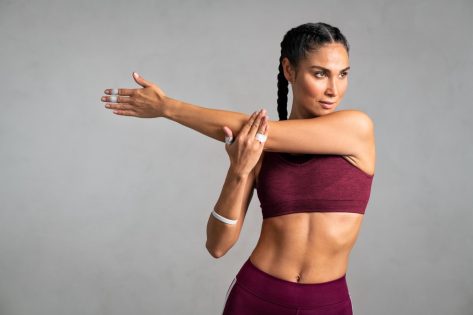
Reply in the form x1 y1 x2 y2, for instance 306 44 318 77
277 23 350 120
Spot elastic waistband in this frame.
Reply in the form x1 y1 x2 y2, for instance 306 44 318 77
235 257 350 308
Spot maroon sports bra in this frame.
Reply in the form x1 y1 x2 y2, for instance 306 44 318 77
256 151 374 219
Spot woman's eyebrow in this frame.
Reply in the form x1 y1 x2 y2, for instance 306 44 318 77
310 65 350 72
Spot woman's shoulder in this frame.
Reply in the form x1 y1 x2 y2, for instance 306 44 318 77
330 109 374 129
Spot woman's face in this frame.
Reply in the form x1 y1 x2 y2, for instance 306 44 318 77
282 43 350 119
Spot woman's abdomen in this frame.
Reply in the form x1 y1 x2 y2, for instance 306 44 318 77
249 212 363 284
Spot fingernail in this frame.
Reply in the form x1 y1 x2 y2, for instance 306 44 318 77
262 108 267 115
104 90 109 95
133 72 139 78
101 97 106 101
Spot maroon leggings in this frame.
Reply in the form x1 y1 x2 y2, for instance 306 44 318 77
221 258 353 315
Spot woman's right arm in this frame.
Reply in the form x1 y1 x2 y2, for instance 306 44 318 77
205 110 268 258
205 166 255 258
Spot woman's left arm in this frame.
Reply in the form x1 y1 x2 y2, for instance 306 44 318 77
102 73 373 156
164 97 373 157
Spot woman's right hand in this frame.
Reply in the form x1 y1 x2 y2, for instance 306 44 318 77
101 72 168 118
222 109 269 177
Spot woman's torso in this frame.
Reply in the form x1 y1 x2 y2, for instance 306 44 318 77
249 151 374 284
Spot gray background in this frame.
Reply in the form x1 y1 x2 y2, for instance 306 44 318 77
1 0 472 314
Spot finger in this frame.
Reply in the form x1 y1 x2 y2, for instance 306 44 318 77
223 126 234 145
263 116 269 134
254 116 269 145
248 109 265 137
259 116 268 135
239 111 258 135
132 72 153 88
101 95 131 103
112 109 136 116
104 88 136 96
223 126 233 138
104 103 134 110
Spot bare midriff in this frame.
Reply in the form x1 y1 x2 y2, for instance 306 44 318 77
249 211 364 284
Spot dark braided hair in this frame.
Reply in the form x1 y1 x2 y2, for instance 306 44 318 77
277 23 350 120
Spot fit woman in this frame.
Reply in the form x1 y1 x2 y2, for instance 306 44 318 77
100 22 375 315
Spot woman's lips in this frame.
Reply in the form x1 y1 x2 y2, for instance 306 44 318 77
319 101 335 109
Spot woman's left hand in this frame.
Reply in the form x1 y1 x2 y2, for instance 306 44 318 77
101 72 168 118
222 109 269 177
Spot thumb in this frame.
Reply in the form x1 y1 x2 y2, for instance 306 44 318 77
223 126 233 138
132 72 152 88
223 126 234 145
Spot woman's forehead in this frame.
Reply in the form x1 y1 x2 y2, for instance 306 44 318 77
302 44 349 69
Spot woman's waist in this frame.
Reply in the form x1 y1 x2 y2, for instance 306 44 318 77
249 238 351 284
234 257 350 308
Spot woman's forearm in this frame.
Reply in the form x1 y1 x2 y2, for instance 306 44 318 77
205 167 253 258
163 97 251 143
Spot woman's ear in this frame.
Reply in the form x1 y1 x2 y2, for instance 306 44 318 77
282 58 295 83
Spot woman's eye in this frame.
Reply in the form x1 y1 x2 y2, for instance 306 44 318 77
340 72 348 78
314 72 325 78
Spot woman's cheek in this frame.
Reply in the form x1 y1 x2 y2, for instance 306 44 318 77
305 81 323 98
338 81 348 98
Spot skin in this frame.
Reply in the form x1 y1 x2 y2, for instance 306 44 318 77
100 42 376 284
285 43 350 120
249 43 373 283
206 110 269 257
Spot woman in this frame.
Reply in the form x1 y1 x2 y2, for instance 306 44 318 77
101 22 375 315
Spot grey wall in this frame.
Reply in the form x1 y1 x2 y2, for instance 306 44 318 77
1 0 472 314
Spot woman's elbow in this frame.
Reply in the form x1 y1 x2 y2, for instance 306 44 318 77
206 245 224 259
207 248 224 259
205 241 232 259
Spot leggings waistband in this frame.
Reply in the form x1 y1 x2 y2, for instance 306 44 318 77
235 257 350 308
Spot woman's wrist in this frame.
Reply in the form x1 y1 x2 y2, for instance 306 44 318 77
228 165 250 180
161 96 181 119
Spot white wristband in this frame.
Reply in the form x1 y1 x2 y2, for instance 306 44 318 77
211 210 238 225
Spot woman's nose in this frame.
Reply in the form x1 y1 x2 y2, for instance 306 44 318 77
325 79 338 96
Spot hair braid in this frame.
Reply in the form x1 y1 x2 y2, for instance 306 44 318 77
277 59 289 121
